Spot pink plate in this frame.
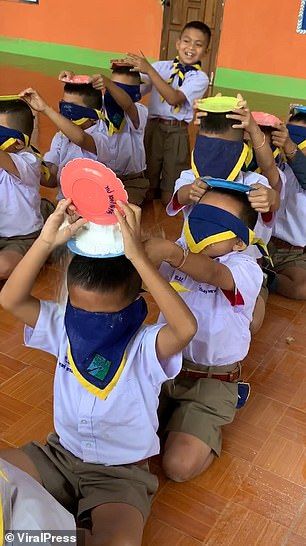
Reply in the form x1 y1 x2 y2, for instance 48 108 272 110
60 75 92 84
61 158 128 225
252 111 281 127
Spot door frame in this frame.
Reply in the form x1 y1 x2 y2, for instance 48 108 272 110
159 0 225 94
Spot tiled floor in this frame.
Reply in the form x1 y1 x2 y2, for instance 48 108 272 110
1 201 306 545
1 61 306 545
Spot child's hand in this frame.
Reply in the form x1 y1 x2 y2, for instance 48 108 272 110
91 74 106 93
39 199 87 250
189 179 208 202
248 183 275 213
124 52 151 74
19 88 48 113
226 106 258 133
114 201 144 261
271 122 297 157
58 70 75 81
144 237 173 267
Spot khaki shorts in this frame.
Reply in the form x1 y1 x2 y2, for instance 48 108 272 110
158 364 239 456
0 230 41 256
268 240 306 271
120 173 149 206
144 119 190 193
22 433 158 523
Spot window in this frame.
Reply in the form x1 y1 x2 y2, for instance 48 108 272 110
297 0 306 33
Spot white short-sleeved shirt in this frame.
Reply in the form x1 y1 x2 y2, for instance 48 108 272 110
0 458 75 532
106 103 148 175
159 252 262 366
44 121 111 183
141 61 209 123
24 301 181 465
0 150 43 237
273 164 306 246
166 168 276 260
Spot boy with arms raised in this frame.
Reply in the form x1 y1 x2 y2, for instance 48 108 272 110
126 21 211 205
0 192 196 545
0 98 43 280
145 184 263 481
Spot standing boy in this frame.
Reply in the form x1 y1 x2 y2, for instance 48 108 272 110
126 21 210 205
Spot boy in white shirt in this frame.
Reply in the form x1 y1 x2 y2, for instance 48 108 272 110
167 96 281 333
145 186 263 482
19 84 110 198
126 21 210 205
0 98 43 280
0 200 196 545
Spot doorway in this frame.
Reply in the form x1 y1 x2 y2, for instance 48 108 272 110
160 0 225 93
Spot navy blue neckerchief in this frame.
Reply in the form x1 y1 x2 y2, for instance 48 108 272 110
64 296 148 399
287 124 306 152
192 135 252 181
103 82 141 133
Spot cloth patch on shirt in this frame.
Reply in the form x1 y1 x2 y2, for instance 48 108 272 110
87 354 111 381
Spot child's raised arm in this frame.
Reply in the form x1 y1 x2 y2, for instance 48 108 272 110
91 74 140 129
144 237 235 290
125 53 187 108
0 200 86 328
19 88 98 155
115 202 197 361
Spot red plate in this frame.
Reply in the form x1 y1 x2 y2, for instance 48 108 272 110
252 111 281 127
61 159 128 225
60 75 92 84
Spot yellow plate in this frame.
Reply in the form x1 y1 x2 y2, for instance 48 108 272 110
197 96 240 113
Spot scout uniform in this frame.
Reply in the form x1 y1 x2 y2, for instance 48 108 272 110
141 58 209 196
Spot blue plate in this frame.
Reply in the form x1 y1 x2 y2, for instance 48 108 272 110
200 177 250 193
294 105 306 114
67 239 124 259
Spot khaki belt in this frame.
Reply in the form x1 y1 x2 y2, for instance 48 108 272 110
271 236 304 252
150 117 188 127
179 360 242 383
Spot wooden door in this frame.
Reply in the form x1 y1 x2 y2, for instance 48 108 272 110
160 0 224 93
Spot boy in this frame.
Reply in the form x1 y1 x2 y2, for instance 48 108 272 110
272 106 306 189
167 96 281 332
145 186 262 481
0 97 43 280
20 84 111 197
91 62 149 205
59 63 150 205
126 21 211 205
0 199 197 545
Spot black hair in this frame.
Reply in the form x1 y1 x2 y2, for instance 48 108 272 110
67 255 142 302
209 187 258 230
200 112 236 134
111 65 141 84
288 112 306 124
0 99 34 137
181 21 211 44
63 83 102 109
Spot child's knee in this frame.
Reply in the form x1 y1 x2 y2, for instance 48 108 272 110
0 256 20 280
250 295 266 335
162 446 213 482
90 530 138 546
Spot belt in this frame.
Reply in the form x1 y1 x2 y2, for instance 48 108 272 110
133 458 148 467
150 117 188 127
120 171 146 182
179 362 242 383
271 236 304 252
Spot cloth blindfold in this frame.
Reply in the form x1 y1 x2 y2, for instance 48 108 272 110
103 82 141 134
192 135 252 181
287 124 306 151
59 101 103 126
64 296 148 399
183 203 270 261
0 125 29 151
